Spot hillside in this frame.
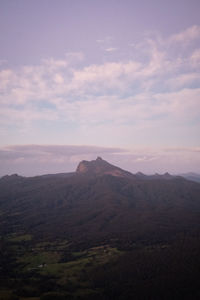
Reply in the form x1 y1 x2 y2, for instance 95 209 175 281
0 158 200 299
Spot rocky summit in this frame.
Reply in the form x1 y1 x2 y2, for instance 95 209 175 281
76 156 133 178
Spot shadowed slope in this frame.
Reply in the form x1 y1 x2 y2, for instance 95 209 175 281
0 158 200 248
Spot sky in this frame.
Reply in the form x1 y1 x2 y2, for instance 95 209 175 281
0 0 200 175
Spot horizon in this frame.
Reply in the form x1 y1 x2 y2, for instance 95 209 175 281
0 0 200 175
0 144 200 176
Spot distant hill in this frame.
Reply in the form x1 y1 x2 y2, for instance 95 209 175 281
180 172 200 183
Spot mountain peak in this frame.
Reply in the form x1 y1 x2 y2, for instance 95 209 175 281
76 157 132 178
96 156 103 161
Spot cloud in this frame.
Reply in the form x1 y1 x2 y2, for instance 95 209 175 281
3 144 124 158
71 61 141 93
0 26 199 147
154 88 200 120
105 47 118 52
54 73 64 84
191 48 200 66
0 69 16 91
169 25 200 45
167 72 200 90
42 58 68 70
96 36 113 44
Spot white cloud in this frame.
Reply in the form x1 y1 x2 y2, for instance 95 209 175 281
0 69 16 91
105 47 118 52
167 73 200 89
54 74 64 84
169 25 200 44
72 61 141 93
153 88 200 120
42 57 68 70
96 39 104 43
191 48 200 65
96 36 113 44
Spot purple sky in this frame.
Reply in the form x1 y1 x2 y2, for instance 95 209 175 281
1 0 200 66
0 0 200 175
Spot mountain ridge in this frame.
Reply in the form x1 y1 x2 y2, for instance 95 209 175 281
1 157 197 182
0 157 199 245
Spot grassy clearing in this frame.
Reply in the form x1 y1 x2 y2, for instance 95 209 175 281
18 240 69 271
34 240 69 251
39 245 121 287
0 242 121 299
19 251 61 271
21 298 40 300
8 233 32 242
38 256 91 279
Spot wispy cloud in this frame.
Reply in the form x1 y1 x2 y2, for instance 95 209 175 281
191 48 200 65
169 25 200 44
105 47 118 52
96 36 113 44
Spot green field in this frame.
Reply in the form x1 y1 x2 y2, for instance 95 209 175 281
1 234 121 300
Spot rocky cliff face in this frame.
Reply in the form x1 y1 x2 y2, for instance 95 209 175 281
76 157 133 178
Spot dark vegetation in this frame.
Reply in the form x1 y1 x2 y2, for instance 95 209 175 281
0 158 200 299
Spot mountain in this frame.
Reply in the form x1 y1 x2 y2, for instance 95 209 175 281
76 156 133 178
135 171 178 180
76 157 177 180
0 158 199 245
0 158 200 300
